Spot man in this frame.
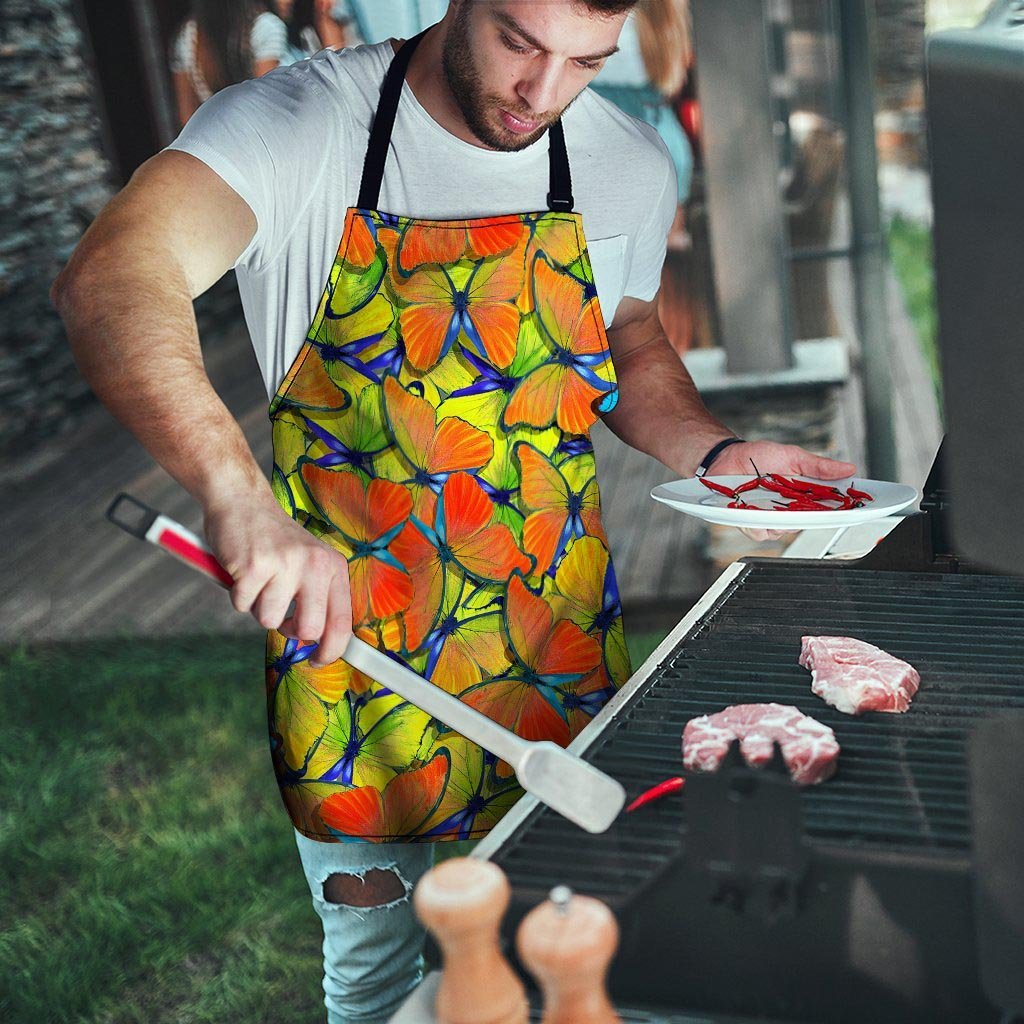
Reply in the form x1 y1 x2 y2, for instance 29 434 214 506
52 2 855 1020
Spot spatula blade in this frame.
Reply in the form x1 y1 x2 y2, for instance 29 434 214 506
517 741 626 834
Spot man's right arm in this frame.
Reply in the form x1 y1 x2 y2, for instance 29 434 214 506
50 150 351 665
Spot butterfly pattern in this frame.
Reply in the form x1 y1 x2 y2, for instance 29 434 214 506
266 208 631 842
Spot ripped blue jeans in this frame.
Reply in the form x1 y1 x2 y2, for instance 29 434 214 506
293 829 476 1024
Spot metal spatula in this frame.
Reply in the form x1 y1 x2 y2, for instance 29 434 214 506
106 493 626 834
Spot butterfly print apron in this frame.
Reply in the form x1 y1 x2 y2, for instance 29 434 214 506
265 29 633 842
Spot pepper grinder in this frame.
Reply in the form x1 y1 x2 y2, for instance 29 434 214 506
516 885 621 1024
413 857 528 1024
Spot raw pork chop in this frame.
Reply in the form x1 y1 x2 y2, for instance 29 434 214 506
682 703 840 786
799 636 920 716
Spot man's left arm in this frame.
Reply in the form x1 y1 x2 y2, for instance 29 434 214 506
601 294 856 482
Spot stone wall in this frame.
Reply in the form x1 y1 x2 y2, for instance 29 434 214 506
0 0 116 458
0 0 245 461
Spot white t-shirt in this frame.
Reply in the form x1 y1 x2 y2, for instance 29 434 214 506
167 40 677 402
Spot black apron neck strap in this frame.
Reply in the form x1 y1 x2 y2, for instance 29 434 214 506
546 118 574 213
357 29 428 211
357 30 575 215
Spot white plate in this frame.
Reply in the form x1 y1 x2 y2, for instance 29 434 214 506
650 476 920 530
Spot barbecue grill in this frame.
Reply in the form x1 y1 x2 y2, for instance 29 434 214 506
474 449 1023 1022
394 8 1024 1022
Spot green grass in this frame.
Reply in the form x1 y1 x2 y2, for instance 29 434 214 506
1 628 666 1022
0 634 321 1024
624 628 669 669
887 215 941 398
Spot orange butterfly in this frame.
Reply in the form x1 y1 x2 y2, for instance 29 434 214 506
391 471 532 653
342 212 378 270
273 359 351 415
515 442 606 576
298 462 413 624
318 753 449 841
389 241 527 372
324 213 389 320
381 375 493 520
503 254 618 435
395 217 526 273
463 574 602 763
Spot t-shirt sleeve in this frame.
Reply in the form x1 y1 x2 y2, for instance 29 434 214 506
165 64 341 273
251 12 289 63
623 132 678 302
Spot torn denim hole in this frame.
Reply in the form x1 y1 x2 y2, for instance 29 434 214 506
316 863 414 922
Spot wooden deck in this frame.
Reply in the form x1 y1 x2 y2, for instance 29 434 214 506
5 240 939 645
3 327 272 644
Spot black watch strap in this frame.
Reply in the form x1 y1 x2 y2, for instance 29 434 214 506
695 437 745 478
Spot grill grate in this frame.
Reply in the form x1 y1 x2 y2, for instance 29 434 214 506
493 563 1024 902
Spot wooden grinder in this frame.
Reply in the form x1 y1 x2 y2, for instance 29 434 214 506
516 885 621 1024
413 857 528 1024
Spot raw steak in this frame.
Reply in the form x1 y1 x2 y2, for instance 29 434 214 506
799 636 920 716
682 703 840 786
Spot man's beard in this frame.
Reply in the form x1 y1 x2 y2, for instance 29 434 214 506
441 4 558 152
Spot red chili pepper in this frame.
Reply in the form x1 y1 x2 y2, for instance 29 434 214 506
772 474 845 499
721 466 868 514
699 477 737 498
625 776 685 813
768 473 815 493
782 497 835 511
758 478 800 496
761 479 822 501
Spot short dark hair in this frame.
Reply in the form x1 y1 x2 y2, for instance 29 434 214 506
579 0 640 13
464 0 640 19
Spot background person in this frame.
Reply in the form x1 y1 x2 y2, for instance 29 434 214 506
592 0 694 208
592 0 693 347
170 0 289 126
337 0 450 45
276 0 351 63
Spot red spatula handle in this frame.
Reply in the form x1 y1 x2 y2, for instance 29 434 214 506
106 492 234 588
156 524 234 588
